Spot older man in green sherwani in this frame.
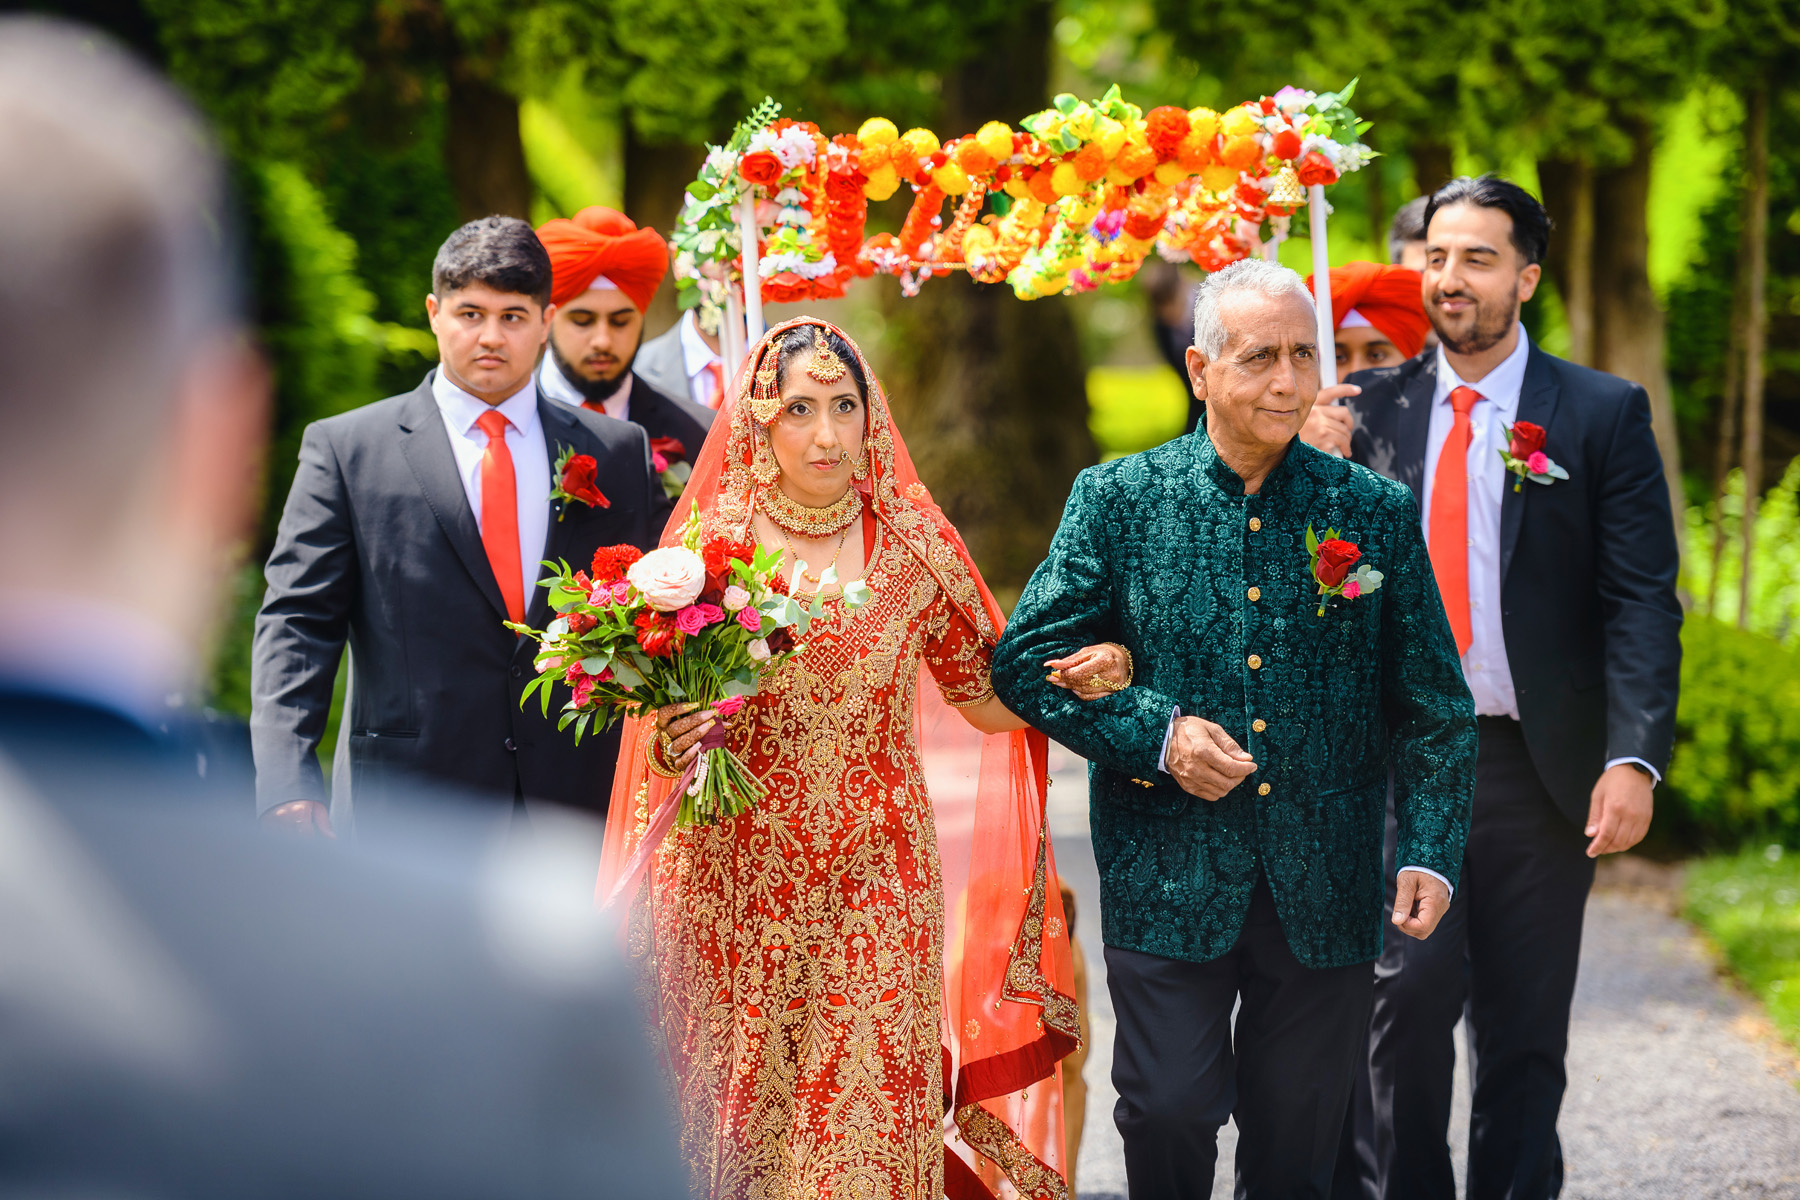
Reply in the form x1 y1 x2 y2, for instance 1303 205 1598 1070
994 258 1476 1200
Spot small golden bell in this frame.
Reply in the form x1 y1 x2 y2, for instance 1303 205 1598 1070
1267 166 1306 207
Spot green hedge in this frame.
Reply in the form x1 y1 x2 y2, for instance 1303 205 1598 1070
1684 845 1800 1053
1665 615 1800 850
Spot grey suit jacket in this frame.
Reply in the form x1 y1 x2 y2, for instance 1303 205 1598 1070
250 373 666 825
633 322 692 406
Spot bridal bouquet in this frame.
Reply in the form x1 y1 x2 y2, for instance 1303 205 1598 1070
510 510 869 826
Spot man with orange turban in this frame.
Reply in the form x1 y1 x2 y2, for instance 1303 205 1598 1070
1300 261 1430 457
534 206 713 482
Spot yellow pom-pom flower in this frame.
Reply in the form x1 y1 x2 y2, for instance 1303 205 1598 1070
976 121 1014 162
1187 108 1221 143
1002 176 1036 201
1096 117 1128 159
932 161 972 196
1200 164 1240 193
1153 160 1188 186
1220 105 1260 139
900 128 940 157
1050 162 1085 196
857 117 899 147
862 165 901 201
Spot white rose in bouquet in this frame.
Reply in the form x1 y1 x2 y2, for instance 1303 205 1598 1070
627 546 707 612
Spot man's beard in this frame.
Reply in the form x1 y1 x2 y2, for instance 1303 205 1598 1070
550 339 635 402
1431 289 1518 356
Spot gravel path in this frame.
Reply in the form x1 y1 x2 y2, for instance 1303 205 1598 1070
1045 747 1800 1200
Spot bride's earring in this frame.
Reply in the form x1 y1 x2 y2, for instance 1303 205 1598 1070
752 432 780 486
852 449 869 480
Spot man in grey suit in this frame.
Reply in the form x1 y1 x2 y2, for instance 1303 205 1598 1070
636 306 728 411
252 218 666 833
0 21 683 1197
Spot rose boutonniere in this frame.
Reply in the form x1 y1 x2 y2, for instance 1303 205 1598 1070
1306 524 1384 617
550 443 610 520
1497 421 1568 492
650 435 692 501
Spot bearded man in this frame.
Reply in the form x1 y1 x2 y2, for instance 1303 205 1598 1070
535 207 714 480
1331 176 1682 1200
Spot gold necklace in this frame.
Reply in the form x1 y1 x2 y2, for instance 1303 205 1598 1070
777 521 853 587
759 484 862 538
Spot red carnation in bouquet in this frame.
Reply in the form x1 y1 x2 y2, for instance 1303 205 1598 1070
511 510 871 828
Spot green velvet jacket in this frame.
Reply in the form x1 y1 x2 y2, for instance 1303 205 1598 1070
994 425 1475 969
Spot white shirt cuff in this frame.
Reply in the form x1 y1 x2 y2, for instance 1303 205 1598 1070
1398 865 1454 900
1156 706 1181 774
1604 756 1661 786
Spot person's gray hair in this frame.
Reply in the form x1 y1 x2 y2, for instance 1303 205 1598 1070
1191 259 1313 359
0 18 233 479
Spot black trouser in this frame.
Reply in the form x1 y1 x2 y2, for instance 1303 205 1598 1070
1337 716 1595 1200
1107 875 1374 1200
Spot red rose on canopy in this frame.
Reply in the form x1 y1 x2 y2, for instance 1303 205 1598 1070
559 453 609 509
1296 152 1339 187
739 151 783 187
1272 129 1303 160
1314 538 1362 588
1508 421 1547 459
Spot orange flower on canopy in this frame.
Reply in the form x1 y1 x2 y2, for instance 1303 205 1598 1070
1272 129 1303 160
1027 167 1059 205
859 142 892 172
1176 132 1215 172
739 151 783 186
953 139 997 176
1219 135 1262 170
889 143 921 181
1144 106 1191 160
1123 202 1167 241
1072 143 1108 182
1113 143 1158 180
1296 151 1340 187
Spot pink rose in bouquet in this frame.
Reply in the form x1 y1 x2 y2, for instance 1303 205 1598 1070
628 547 707 612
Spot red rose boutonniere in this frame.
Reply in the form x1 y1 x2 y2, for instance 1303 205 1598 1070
550 443 609 520
649 435 692 501
1306 524 1384 617
1497 421 1569 492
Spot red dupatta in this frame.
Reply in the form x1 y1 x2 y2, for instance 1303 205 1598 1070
596 316 1080 1198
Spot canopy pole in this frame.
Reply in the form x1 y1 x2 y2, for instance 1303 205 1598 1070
737 193 766 344
722 290 745 380
1308 183 1337 389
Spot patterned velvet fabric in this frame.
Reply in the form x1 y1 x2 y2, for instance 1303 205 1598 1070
994 424 1476 969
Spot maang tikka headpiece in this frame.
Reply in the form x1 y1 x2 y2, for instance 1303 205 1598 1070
805 328 847 384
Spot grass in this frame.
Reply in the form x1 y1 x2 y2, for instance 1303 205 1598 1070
1087 365 1190 460
1684 844 1800 1054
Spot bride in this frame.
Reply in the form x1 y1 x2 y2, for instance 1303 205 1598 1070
599 317 1128 1200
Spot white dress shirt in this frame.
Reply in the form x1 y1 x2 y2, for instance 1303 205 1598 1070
430 369 551 604
538 351 632 421
1422 327 1658 784
679 311 724 409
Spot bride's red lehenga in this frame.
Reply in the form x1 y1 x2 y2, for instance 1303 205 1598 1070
599 317 1079 1200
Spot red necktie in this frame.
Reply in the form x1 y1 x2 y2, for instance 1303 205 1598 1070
1428 385 1481 656
704 360 724 409
475 409 524 623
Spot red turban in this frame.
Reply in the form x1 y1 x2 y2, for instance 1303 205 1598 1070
536 206 669 312
1304 261 1429 360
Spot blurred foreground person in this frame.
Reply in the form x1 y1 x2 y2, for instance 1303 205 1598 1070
0 20 682 1198
253 217 664 832
534 206 714 478
1336 177 1681 1200
1298 261 1429 458
1388 196 1430 273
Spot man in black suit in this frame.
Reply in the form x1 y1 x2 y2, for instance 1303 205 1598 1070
534 206 715 478
252 217 665 834
0 21 683 1197
1331 176 1682 1199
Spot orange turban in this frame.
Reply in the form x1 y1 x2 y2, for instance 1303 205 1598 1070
536 206 669 312
1304 261 1429 360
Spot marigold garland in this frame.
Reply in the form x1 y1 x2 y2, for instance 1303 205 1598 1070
669 81 1373 310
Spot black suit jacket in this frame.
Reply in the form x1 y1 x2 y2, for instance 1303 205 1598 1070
250 373 664 825
626 370 715 463
1345 346 1683 823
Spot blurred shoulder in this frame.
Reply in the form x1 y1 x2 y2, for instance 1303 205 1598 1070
1533 347 1643 408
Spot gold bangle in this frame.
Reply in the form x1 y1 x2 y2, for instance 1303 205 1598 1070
646 731 681 778
1106 643 1134 691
